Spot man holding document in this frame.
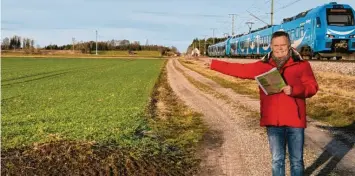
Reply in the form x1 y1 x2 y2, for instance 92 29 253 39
210 31 318 176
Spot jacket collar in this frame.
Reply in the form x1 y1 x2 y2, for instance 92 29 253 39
261 48 304 64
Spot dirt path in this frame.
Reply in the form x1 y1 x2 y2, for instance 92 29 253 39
167 59 271 175
167 58 355 175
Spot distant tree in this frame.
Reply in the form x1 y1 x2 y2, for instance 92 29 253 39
2 37 10 50
23 38 27 49
10 36 16 49
170 46 178 53
119 39 130 46
16 37 21 49
30 39 34 49
26 38 31 49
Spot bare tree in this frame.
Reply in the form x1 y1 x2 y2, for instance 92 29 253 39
2 37 10 50
30 39 35 49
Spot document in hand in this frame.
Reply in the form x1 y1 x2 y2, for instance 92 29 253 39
255 67 286 95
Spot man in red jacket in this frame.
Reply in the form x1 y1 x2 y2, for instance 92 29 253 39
210 31 318 176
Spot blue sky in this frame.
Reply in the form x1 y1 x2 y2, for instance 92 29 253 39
2 0 355 52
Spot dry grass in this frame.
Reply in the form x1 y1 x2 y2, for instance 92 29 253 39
179 59 260 99
314 72 355 98
308 71 355 127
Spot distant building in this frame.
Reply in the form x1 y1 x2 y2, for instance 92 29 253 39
191 48 200 57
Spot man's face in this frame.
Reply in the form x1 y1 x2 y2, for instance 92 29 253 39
271 36 289 58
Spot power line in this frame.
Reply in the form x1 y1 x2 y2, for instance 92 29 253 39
246 10 270 25
135 11 225 18
234 0 273 35
274 0 303 13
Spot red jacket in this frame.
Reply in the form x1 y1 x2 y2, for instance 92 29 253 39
210 50 318 128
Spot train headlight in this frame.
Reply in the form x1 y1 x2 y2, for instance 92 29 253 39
326 34 335 38
350 34 355 38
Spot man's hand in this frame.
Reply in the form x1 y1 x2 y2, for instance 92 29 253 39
281 85 292 95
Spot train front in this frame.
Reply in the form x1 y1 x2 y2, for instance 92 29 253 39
318 3 355 59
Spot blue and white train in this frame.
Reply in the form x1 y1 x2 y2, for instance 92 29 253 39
208 2 355 60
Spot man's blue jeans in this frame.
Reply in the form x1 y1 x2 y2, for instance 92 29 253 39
267 126 305 176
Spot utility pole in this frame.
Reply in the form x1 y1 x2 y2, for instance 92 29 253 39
228 14 237 36
95 30 98 55
246 22 254 33
72 37 75 52
210 28 217 44
271 0 274 25
203 35 208 55
199 39 201 50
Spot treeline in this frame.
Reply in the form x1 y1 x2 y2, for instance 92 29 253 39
1 36 35 50
187 37 227 55
43 40 179 55
2 35 180 56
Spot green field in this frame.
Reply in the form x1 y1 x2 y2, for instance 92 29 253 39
2 57 205 175
2 50 163 58
1 57 164 149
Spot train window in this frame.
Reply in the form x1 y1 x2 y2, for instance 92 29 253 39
327 8 354 26
291 29 295 40
295 27 299 38
231 43 237 50
300 26 304 37
268 35 271 45
264 37 267 47
316 17 321 27
263 36 267 46
265 36 268 46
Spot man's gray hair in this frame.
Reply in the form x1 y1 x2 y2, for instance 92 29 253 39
271 31 291 46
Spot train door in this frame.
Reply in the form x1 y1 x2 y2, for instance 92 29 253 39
225 39 231 56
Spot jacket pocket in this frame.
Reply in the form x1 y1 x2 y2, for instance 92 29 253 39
293 98 301 119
